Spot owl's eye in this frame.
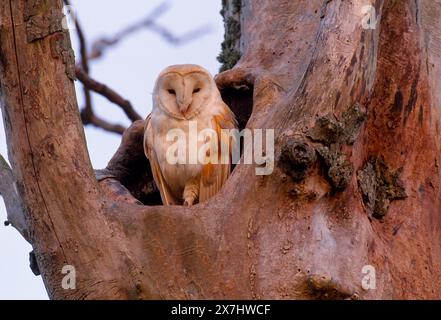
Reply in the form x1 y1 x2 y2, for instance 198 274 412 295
193 88 201 94
168 89 176 95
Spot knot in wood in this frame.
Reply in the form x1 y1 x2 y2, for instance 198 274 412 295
279 139 316 181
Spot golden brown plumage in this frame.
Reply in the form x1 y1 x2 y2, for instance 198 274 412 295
144 64 238 206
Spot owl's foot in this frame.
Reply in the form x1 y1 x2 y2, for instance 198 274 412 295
183 181 199 206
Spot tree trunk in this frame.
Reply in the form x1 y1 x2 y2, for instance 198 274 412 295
1 0 441 299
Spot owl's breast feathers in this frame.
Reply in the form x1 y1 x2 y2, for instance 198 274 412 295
144 100 238 205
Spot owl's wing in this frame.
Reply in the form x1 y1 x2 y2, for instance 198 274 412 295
199 104 238 203
144 115 179 205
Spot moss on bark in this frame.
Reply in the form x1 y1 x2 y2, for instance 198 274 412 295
218 0 242 72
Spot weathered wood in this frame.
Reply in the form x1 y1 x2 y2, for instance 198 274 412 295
0 0 146 299
1 0 441 299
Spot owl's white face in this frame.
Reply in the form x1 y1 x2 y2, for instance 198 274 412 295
156 69 213 120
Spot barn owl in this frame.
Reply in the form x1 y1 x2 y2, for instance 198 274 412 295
144 64 238 206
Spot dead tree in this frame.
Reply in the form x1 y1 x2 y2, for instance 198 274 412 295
1 0 441 299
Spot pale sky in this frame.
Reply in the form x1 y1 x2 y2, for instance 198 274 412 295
0 0 223 299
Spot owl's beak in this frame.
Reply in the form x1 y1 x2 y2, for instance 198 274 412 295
178 101 190 115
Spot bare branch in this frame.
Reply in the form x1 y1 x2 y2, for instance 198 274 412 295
76 67 142 122
147 23 211 45
0 154 30 243
80 110 126 135
88 1 211 61
65 0 132 135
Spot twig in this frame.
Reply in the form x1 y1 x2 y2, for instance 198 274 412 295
81 111 126 135
76 67 142 122
88 1 211 61
64 0 89 73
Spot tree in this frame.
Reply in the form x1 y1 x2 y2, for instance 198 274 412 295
1 0 441 299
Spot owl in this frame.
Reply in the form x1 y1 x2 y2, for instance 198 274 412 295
144 64 238 206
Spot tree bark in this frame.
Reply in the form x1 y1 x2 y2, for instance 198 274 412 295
1 0 441 299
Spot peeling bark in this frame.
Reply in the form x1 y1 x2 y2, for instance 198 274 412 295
24 0 64 42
